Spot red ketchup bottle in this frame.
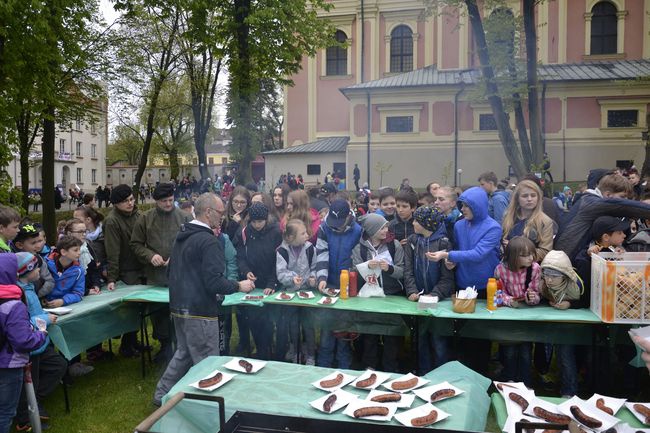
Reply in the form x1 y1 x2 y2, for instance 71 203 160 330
348 270 358 297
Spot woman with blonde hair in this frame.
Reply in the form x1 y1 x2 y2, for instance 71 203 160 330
282 189 321 244
501 179 554 262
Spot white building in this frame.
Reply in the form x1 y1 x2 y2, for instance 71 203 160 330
6 109 108 194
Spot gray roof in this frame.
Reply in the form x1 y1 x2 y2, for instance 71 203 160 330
341 59 650 93
262 136 349 155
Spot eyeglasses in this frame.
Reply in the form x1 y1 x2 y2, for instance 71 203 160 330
232 200 247 206
69 230 86 234
207 207 224 215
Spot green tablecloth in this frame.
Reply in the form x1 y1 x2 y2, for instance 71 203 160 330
156 357 491 433
47 284 149 360
121 287 606 342
122 286 169 303
490 392 643 430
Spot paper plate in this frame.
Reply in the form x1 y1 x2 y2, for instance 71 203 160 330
189 369 235 391
312 371 356 392
222 358 266 374
342 399 396 422
558 396 619 432
309 388 357 413
412 381 464 403
351 370 392 390
275 292 295 301
394 403 450 428
318 296 338 305
382 372 428 393
586 394 627 417
366 389 415 409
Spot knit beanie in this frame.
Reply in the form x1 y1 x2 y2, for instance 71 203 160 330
16 252 39 278
152 182 175 200
248 202 269 221
413 206 444 233
359 213 388 238
110 184 133 204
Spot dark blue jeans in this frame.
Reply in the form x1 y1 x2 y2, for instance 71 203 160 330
555 344 578 396
417 332 451 376
317 331 352 369
0 367 24 433
500 343 532 387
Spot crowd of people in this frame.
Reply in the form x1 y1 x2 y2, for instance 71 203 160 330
1 165 650 431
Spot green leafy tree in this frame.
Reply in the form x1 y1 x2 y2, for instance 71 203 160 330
226 0 336 183
107 124 144 165
425 0 545 177
253 78 284 151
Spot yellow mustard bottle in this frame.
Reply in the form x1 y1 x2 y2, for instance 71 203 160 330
340 269 349 300
486 278 497 311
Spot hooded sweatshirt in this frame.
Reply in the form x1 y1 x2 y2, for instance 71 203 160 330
315 215 362 287
167 221 239 318
540 250 585 308
276 240 316 290
403 224 454 299
17 279 50 355
448 187 502 291
234 222 283 290
0 254 46 369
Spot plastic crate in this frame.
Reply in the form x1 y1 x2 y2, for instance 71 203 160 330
591 252 650 323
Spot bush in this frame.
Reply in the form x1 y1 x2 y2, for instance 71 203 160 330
25 203 156 224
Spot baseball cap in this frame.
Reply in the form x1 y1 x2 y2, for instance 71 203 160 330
326 199 351 229
591 216 630 241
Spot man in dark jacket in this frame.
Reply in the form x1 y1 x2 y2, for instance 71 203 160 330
130 182 190 363
104 184 143 357
153 193 254 406
555 174 650 263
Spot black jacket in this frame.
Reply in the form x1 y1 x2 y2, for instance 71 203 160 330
233 222 283 290
389 215 415 242
168 222 239 317
554 189 650 262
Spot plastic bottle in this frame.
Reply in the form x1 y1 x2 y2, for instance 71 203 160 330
349 270 358 297
487 278 498 311
340 269 349 300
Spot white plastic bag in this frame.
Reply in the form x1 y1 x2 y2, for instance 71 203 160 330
356 261 384 297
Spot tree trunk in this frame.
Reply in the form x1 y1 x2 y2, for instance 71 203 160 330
134 80 164 198
169 147 180 180
523 0 544 166
465 0 527 177
19 148 30 213
41 106 56 243
643 112 650 178
232 0 255 184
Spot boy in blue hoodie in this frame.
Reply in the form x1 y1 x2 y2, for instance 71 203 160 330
0 254 47 433
426 186 501 375
315 199 362 368
14 253 67 431
403 207 455 374
45 235 85 308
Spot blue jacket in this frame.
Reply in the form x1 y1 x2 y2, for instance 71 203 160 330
18 280 50 355
448 187 502 291
488 189 510 223
315 217 362 287
45 252 85 306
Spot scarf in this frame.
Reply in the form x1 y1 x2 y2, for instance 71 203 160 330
86 224 102 241
79 242 92 273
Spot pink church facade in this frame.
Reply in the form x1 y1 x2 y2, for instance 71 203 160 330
274 0 650 188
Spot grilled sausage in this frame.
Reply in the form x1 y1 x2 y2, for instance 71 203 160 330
327 289 338 296
519 418 534 433
391 377 419 391
198 372 223 388
279 292 292 300
238 359 253 373
509 392 529 411
431 388 456 402
370 393 402 403
603 428 617 433
322 297 333 304
633 404 650 424
245 295 263 300
320 373 344 388
596 398 614 415
570 405 602 429
533 406 572 424
353 406 390 418
298 291 311 298
497 383 515 391
323 394 337 412
411 409 438 427
356 373 377 388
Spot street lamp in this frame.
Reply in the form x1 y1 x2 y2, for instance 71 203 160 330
457 168 463 186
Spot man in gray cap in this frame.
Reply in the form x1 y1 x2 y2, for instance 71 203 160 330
130 182 190 364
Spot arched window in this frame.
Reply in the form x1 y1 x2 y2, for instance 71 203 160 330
390 25 413 73
591 1 617 55
326 30 347 76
